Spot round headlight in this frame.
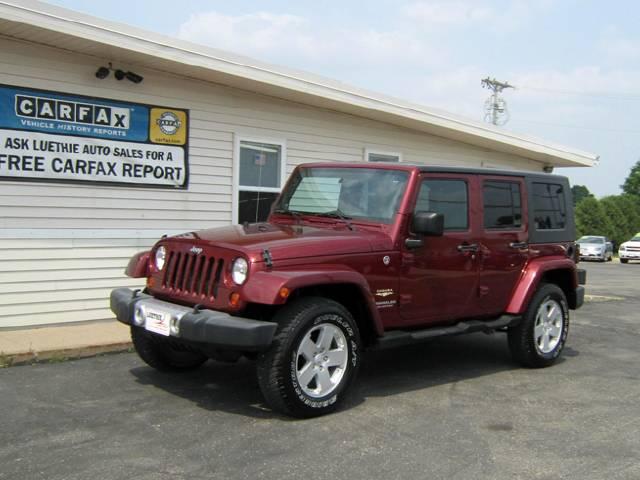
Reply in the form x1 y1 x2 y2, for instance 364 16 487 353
155 246 167 270
232 258 249 285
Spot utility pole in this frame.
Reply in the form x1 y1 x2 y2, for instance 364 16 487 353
481 77 514 126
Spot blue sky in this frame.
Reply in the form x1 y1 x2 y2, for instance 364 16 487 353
48 0 640 196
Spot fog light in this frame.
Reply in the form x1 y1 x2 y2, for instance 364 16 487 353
229 292 240 307
133 306 145 326
170 317 180 335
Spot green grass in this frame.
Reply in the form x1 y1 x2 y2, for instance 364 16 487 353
0 353 13 368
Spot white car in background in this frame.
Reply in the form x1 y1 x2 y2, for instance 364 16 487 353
577 236 613 262
619 235 640 264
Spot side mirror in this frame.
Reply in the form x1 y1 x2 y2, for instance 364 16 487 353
412 211 444 236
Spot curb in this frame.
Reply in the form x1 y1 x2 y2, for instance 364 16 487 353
1 342 132 367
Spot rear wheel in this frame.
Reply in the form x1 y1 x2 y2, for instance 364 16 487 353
508 283 569 368
257 297 361 418
131 326 207 371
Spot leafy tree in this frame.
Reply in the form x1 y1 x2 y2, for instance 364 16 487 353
570 185 594 206
621 160 640 197
600 196 630 247
613 194 640 238
574 197 614 239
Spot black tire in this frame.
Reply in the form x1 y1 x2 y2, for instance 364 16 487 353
256 297 361 418
131 326 207 371
508 283 569 368
621 258 629 264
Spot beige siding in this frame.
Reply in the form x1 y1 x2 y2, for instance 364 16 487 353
0 36 543 327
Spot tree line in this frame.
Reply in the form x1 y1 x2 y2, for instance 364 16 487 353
572 160 640 248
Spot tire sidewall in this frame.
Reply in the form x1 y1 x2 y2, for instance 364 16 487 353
530 288 569 361
285 305 360 413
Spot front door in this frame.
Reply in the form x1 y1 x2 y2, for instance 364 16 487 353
399 174 481 326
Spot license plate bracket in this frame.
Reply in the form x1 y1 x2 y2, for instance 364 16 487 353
144 307 171 336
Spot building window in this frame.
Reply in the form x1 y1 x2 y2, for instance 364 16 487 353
415 179 468 231
483 181 522 229
366 149 401 163
532 182 566 230
235 139 286 224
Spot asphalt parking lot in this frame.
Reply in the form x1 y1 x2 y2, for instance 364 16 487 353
1 261 639 480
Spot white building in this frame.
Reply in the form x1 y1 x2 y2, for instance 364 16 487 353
0 0 597 328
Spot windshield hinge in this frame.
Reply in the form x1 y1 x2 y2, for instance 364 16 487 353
262 248 273 269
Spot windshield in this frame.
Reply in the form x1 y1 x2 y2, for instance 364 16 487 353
631 237 640 242
578 236 604 244
275 167 409 224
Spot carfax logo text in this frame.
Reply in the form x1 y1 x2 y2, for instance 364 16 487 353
14 94 130 129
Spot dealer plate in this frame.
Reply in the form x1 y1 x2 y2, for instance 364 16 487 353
144 307 171 336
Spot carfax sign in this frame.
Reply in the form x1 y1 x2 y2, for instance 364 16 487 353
0 84 188 188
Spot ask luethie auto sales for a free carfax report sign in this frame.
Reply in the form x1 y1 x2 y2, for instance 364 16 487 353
0 84 189 188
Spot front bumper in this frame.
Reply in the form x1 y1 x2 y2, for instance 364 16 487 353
110 288 277 350
619 251 640 259
580 252 605 260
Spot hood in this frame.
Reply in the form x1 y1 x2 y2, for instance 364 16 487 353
621 240 640 248
579 242 605 248
166 222 393 262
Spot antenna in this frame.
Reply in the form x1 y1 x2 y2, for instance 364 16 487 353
481 77 514 126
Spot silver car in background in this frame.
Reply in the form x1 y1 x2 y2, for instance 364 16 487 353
577 236 613 262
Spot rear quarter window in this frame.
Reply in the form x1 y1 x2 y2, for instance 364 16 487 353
532 182 567 230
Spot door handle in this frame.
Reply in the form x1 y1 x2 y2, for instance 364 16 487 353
509 242 528 249
457 243 479 253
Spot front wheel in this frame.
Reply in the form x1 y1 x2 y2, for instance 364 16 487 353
621 258 629 264
508 283 569 368
257 297 361 418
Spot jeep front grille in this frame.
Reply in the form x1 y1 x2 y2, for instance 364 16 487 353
162 251 224 298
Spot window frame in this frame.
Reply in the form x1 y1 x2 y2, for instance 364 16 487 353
531 181 567 231
413 176 470 232
365 148 402 163
232 135 287 224
482 179 524 231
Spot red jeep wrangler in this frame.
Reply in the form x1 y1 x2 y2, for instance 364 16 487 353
111 163 586 417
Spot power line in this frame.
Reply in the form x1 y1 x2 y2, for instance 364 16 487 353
515 118 640 134
516 85 640 101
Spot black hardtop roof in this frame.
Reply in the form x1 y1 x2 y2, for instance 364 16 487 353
416 165 569 182
298 161 570 183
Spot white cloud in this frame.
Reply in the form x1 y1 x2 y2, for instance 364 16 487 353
403 0 555 30
403 1 493 25
176 11 444 70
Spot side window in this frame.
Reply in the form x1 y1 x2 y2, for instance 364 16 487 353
416 179 468 230
532 182 566 230
483 181 522 229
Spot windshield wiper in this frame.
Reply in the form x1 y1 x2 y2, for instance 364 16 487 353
273 208 305 226
314 209 355 231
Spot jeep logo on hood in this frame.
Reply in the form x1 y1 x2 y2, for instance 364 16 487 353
189 246 203 255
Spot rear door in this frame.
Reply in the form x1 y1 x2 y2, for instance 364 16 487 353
477 176 529 316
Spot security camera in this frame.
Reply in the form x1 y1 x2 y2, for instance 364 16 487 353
125 71 144 84
95 66 110 79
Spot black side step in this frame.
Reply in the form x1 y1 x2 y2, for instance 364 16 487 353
372 315 521 350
